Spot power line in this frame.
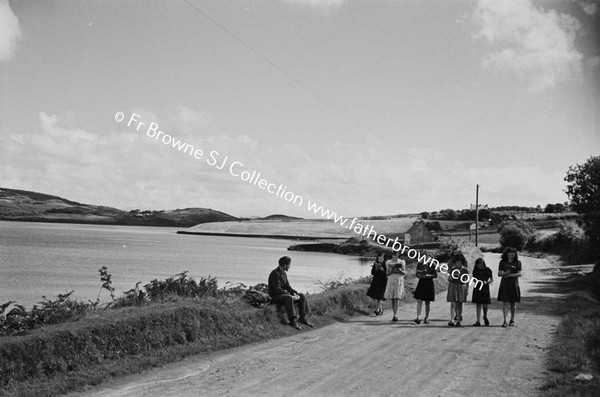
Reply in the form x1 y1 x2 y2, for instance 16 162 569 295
182 0 368 131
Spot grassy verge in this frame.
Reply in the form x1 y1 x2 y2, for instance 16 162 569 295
541 265 600 396
0 265 448 397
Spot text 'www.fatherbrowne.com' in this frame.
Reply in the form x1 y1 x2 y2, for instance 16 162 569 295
115 110 484 289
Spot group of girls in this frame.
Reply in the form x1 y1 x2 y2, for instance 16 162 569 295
366 247 522 327
366 251 406 322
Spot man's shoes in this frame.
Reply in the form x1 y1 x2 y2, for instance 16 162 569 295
289 320 302 330
299 318 314 327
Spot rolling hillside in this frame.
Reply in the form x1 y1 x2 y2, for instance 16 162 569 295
0 188 237 227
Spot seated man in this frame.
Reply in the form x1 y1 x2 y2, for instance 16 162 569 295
268 256 313 330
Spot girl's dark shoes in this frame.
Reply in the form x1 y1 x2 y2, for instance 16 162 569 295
299 318 314 327
289 320 302 330
473 322 481 327
414 318 421 324
392 317 398 322
448 321 455 327
483 317 490 326
423 318 429 324
509 320 515 326
501 321 508 327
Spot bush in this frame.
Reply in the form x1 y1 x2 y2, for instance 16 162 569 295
433 236 466 262
0 271 234 337
549 221 586 247
527 221 595 263
143 271 219 301
425 221 442 232
498 220 536 250
0 292 89 336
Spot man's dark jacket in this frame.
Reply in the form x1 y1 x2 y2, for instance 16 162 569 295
268 266 297 298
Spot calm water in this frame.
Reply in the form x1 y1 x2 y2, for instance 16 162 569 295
0 221 371 308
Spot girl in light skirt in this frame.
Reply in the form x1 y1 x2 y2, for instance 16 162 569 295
384 252 405 322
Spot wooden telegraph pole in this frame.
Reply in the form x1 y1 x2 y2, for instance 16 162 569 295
475 184 479 247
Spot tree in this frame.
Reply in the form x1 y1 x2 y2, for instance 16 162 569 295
440 209 456 220
420 211 430 219
565 156 600 251
545 203 566 213
457 209 493 221
425 221 442 232
498 220 536 251
457 211 472 221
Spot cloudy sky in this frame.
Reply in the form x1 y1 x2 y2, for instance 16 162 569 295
1 0 598 218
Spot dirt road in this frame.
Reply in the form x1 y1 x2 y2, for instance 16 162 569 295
78 254 565 397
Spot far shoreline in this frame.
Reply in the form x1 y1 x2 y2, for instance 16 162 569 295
0 218 188 228
176 230 348 241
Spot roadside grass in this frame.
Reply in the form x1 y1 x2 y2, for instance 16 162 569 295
0 287 364 396
541 268 600 396
0 266 449 397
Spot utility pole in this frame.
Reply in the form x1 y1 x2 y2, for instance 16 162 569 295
475 184 479 247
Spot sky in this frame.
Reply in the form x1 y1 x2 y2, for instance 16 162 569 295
0 0 599 218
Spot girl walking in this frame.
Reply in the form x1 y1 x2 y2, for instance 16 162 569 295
472 258 493 326
366 251 388 315
413 257 437 324
447 254 468 327
498 247 522 327
384 252 406 322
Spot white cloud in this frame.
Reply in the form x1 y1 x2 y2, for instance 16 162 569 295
587 55 600 69
176 105 212 133
473 0 583 92
0 108 568 217
579 0 599 16
280 0 347 14
0 0 22 62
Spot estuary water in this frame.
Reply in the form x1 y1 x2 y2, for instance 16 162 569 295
0 221 371 309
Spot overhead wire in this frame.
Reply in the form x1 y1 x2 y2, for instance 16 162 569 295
182 0 368 132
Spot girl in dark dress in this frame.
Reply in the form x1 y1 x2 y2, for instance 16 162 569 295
413 259 437 324
366 252 388 315
497 247 522 327
472 258 493 326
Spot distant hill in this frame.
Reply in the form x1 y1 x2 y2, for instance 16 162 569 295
180 218 352 239
179 217 420 240
0 188 238 227
260 214 303 221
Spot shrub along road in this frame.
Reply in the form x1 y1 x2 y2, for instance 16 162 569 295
77 254 564 397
